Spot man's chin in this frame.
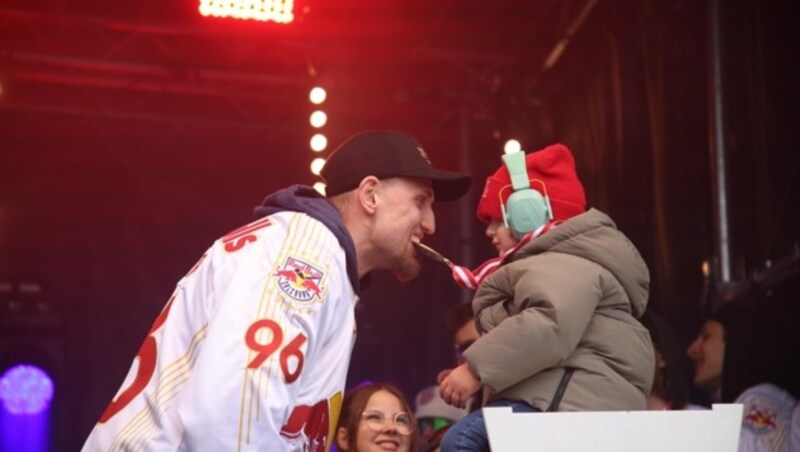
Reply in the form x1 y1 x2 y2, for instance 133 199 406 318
392 258 422 283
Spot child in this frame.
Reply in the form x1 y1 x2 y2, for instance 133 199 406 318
438 144 654 451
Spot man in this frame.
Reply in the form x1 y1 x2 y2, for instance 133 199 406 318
82 130 470 451
686 297 798 451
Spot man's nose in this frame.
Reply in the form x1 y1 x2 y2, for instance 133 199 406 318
421 207 435 235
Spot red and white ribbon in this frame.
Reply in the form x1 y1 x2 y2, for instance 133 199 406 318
450 222 557 290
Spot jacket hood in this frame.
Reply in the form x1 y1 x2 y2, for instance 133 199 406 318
253 184 363 295
512 208 650 317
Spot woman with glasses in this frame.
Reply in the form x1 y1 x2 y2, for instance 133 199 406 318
335 382 420 452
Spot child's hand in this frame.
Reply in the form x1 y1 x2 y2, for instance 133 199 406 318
438 363 480 409
436 368 452 384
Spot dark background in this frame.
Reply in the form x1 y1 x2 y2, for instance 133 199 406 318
1 0 797 450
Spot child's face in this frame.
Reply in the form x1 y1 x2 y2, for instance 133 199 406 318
485 219 519 255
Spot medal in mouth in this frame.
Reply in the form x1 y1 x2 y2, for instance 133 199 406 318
410 237 453 268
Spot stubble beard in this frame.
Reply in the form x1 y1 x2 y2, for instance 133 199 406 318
392 250 422 283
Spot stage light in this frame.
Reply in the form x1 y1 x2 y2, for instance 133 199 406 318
309 110 327 128
310 158 325 176
0 281 62 451
198 0 295 24
307 82 329 187
503 139 522 154
0 364 54 415
309 87 326 105
310 134 327 152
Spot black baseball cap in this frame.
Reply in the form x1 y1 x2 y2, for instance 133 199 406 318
320 130 472 201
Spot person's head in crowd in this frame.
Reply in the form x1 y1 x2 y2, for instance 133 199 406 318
413 385 468 444
335 382 419 452
475 143 586 254
322 130 471 282
686 294 779 403
641 310 692 410
422 424 452 452
444 302 479 365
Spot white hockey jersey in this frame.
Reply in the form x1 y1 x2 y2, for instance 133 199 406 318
736 383 798 452
83 206 359 451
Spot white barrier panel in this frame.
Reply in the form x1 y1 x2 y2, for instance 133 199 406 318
484 404 743 452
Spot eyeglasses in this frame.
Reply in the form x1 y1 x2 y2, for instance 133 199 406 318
454 339 476 357
361 410 414 435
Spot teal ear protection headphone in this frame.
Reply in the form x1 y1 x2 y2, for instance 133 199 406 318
500 151 553 240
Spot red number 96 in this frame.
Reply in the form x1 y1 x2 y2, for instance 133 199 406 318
245 319 307 383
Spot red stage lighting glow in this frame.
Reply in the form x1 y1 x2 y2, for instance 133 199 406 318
198 0 295 24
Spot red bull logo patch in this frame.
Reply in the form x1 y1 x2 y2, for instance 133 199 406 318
743 403 778 434
274 257 326 303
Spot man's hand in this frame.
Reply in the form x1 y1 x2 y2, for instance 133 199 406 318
438 363 480 409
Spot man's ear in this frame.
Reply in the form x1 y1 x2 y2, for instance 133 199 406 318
336 426 350 451
356 176 380 214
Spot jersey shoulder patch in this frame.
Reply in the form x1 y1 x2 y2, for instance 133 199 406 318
274 256 328 304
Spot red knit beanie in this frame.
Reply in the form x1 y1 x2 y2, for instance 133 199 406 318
476 143 586 224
